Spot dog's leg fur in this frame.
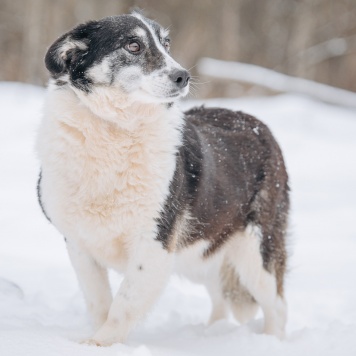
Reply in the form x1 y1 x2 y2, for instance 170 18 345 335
66 239 113 329
220 259 259 324
205 271 229 324
85 235 173 346
225 225 287 338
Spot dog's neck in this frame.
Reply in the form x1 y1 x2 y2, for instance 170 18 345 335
46 83 184 143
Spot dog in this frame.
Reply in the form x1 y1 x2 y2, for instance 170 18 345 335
36 12 289 346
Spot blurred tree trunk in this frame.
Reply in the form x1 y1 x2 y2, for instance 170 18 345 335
0 0 355 95
0 0 130 85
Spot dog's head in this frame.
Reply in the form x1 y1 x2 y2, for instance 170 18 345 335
45 13 190 107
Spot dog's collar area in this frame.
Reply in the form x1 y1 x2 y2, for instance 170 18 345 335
55 79 67 87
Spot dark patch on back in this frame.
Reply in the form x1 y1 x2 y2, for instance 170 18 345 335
156 107 289 295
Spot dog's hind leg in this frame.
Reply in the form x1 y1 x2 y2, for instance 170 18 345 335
226 225 287 339
205 270 229 324
220 259 259 324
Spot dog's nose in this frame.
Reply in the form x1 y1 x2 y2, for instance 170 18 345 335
169 69 190 89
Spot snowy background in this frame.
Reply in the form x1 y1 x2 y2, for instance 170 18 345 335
1 82 356 356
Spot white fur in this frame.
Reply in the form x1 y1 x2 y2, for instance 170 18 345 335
87 57 112 84
84 56 187 109
161 28 170 39
174 224 287 337
37 83 184 344
175 240 223 283
87 234 173 345
134 27 146 38
38 86 184 263
132 13 184 73
225 225 287 338
59 39 88 60
175 225 286 338
66 238 112 329
174 239 229 324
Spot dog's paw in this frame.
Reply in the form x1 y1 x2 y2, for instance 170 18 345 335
80 338 103 347
80 335 122 347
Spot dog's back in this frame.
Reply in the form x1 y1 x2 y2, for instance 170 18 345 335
185 107 289 271
159 106 289 336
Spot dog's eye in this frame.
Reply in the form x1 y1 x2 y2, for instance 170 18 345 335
164 40 170 51
126 42 141 53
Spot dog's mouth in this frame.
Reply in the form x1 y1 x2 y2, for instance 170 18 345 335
167 85 190 98
138 86 189 103
162 88 189 101
166 92 181 98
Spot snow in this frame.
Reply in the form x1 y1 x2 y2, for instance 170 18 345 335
1 81 356 356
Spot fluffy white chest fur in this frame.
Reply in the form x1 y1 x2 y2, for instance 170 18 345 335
37 87 183 270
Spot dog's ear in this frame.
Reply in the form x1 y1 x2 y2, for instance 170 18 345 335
45 22 97 78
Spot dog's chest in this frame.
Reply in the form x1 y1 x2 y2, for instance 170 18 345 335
39 106 179 268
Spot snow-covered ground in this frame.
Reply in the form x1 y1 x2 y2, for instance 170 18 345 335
0 82 355 356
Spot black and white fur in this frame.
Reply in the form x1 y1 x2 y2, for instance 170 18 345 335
37 12 290 346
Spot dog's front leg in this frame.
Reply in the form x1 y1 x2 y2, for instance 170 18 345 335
87 236 173 346
66 239 113 330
